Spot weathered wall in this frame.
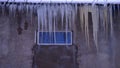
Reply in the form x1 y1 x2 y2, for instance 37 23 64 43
0 11 77 68
0 5 120 68
113 12 120 68
0 14 37 68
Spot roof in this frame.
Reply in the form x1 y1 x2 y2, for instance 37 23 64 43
0 0 120 4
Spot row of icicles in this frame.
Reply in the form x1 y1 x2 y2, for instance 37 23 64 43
37 4 115 52
0 4 118 50
0 3 119 16
37 4 77 46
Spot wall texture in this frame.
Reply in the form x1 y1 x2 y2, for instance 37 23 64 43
0 14 37 68
0 5 120 68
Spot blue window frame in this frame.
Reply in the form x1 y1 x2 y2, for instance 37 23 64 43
37 31 72 45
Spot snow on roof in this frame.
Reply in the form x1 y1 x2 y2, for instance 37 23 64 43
0 0 120 4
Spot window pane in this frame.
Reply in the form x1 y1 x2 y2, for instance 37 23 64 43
38 31 72 45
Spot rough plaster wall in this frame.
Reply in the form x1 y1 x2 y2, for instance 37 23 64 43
0 15 37 68
0 16 10 58
33 46 76 68
114 13 120 68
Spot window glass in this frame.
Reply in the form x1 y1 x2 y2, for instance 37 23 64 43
38 31 72 45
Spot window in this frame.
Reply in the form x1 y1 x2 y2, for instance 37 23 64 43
37 31 72 45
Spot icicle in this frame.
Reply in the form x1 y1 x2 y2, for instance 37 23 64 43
41 6 45 44
52 5 56 44
70 5 75 47
65 5 68 44
44 5 47 31
17 5 20 11
104 7 108 38
0 2 1 6
75 4 78 15
14 5 17 18
51 5 53 43
8 5 12 16
70 6 74 30
69 5 72 30
47 5 53 43
117 4 119 15
102 8 105 32
61 5 65 30
71 5 75 30
84 5 90 48
26 4 29 15
68 5 72 30
42 5 45 32
104 0 107 7
37 8 41 45
22 4 25 16
53 7 56 44
92 6 99 52
12 5 15 15
65 5 69 48
2 5 5 16
92 0 95 7
39 7 43 42
0 5 2 16
30 5 33 25
113 4 116 16
44 4 48 41
110 6 114 38
68 9 70 30
34 30 37 43
8 5 11 16
109 5 116 68
80 6 84 31
53 5 58 44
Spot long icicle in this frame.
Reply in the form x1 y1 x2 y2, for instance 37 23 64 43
53 5 57 44
84 5 90 49
113 4 116 16
65 5 68 47
104 6 108 39
44 5 47 31
80 6 84 32
48 5 53 44
72 5 75 32
30 5 33 25
75 4 78 15
110 6 114 39
61 5 64 30
8 4 12 17
41 6 44 44
109 5 116 68
69 5 72 31
84 6 88 48
117 4 119 15
118 4 120 15
41 6 45 45
92 6 99 52
68 5 71 31
37 8 41 45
